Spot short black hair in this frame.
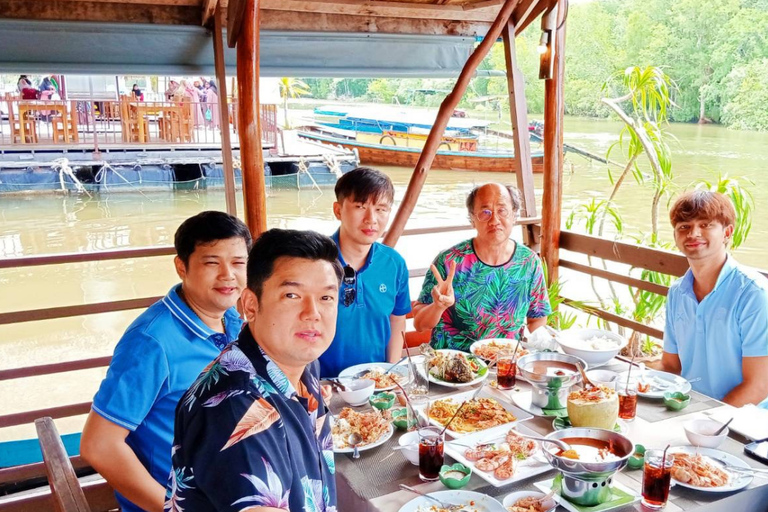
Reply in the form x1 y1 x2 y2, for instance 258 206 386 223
247 229 343 299
465 183 521 215
334 166 395 205
174 211 252 265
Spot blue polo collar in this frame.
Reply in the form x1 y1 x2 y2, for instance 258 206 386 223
680 254 737 299
161 284 241 341
331 229 376 271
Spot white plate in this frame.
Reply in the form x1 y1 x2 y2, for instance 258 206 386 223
509 390 566 418
338 362 410 391
469 338 519 362
425 349 490 388
534 478 640 512
616 369 691 398
445 424 551 487
427 389 533 438
331 418 394 454
668 445 754 492
502 491 556 511
398 490 506 512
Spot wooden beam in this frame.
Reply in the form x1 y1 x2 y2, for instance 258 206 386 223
25 0 197 5
236 0 268 236
560 231 690 277
502 19 537 249
259 0 501 22
559 259 671 297
1 403 92 429
260 10 492 36
227 0 245 46
0 297 161 325
213 5 238 216
540 0 565 282
383 0 523 247
563 298 664 340
0 0 200 24
512 0 550 35
202 0 218 25
0 356 111 382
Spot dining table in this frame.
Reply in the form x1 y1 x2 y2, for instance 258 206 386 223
17 101 70 144
332 357 768 512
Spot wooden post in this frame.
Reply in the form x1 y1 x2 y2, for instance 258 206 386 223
236 0 267 236
214 4 237 217
502 19 538 251
382 0 523 248
541 0 567 283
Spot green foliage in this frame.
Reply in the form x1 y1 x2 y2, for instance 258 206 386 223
720 59 768 131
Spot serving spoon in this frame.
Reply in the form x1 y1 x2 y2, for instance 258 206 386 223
348 433 363 459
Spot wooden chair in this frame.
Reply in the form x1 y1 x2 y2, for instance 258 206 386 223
180 102 194 143
6 99 38 144
34 417 118 512
118 95 148 143
51 103 79 144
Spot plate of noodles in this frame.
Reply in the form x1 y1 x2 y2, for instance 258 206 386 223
338 363 410 391
331 407 393 453
427 390 532 438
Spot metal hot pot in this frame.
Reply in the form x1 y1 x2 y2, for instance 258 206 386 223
542 428 634 506
517 352 585 410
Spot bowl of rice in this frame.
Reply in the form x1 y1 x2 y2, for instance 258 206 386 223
557 328 627 367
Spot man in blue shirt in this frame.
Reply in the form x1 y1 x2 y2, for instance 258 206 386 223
80 211 251 512
661 191 768 407
319 167 411 378
166 229 342 512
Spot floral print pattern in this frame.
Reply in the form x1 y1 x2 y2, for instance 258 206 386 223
418 239 552 351
165 328 336 511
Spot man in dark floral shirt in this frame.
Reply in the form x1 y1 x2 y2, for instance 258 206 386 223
166 229 343 512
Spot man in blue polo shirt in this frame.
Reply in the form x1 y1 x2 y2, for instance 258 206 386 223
319 167 411 378
80 211 251 512
661 190 768 408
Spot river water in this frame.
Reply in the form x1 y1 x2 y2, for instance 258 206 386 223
1 116 765 440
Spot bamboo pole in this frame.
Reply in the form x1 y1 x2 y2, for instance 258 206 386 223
382 0 523 248
502 19 538 250
236 0 267 236
214 4 237 217
541 0 567 283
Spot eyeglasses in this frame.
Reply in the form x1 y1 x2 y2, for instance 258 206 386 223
343 265 357 307
472 207 513 223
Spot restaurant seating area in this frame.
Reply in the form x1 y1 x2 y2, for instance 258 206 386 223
0 94 279 148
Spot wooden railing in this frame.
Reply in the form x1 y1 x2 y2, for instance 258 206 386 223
1 96 279 149
6 222 765 430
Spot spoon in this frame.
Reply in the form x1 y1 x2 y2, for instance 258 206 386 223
348 433 363 459
518 433 572 452
399 484 468 511
576 362 596 389
713 417 734 436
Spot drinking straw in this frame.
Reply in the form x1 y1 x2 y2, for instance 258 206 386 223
661 443 671 473
625 351 637 392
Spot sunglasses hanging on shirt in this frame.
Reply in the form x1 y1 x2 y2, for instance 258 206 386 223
343 265 357 307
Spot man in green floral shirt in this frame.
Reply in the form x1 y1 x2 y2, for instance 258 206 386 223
413 183 551 351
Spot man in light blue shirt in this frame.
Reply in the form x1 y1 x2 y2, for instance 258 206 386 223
662 191 768 408
80 211 251 512
319 167 411 378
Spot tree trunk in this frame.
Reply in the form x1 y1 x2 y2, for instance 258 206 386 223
698 90 707 124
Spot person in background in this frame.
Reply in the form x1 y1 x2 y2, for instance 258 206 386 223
203 80 220 129
132 84 144 101
17 75 33 92
80 211 251 512
174 79 205 127
660 190 768 407
166 229 340 512
318 167 411 378
413 183 551 351
165 80 179 101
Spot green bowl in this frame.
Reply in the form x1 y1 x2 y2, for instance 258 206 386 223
439 463 472 489
663 391 691 411
391 407 410 430
627 444 646 470
369 392 395 410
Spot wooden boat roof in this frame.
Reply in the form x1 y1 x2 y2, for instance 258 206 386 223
1 0 555 38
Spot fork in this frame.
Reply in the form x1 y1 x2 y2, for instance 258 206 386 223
399 484 471 511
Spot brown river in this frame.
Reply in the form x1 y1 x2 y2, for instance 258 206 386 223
1 116 766 440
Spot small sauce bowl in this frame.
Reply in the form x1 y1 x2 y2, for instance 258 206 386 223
439 463 472 489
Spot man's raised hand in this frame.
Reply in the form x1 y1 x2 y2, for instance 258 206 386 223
430 261 456 310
